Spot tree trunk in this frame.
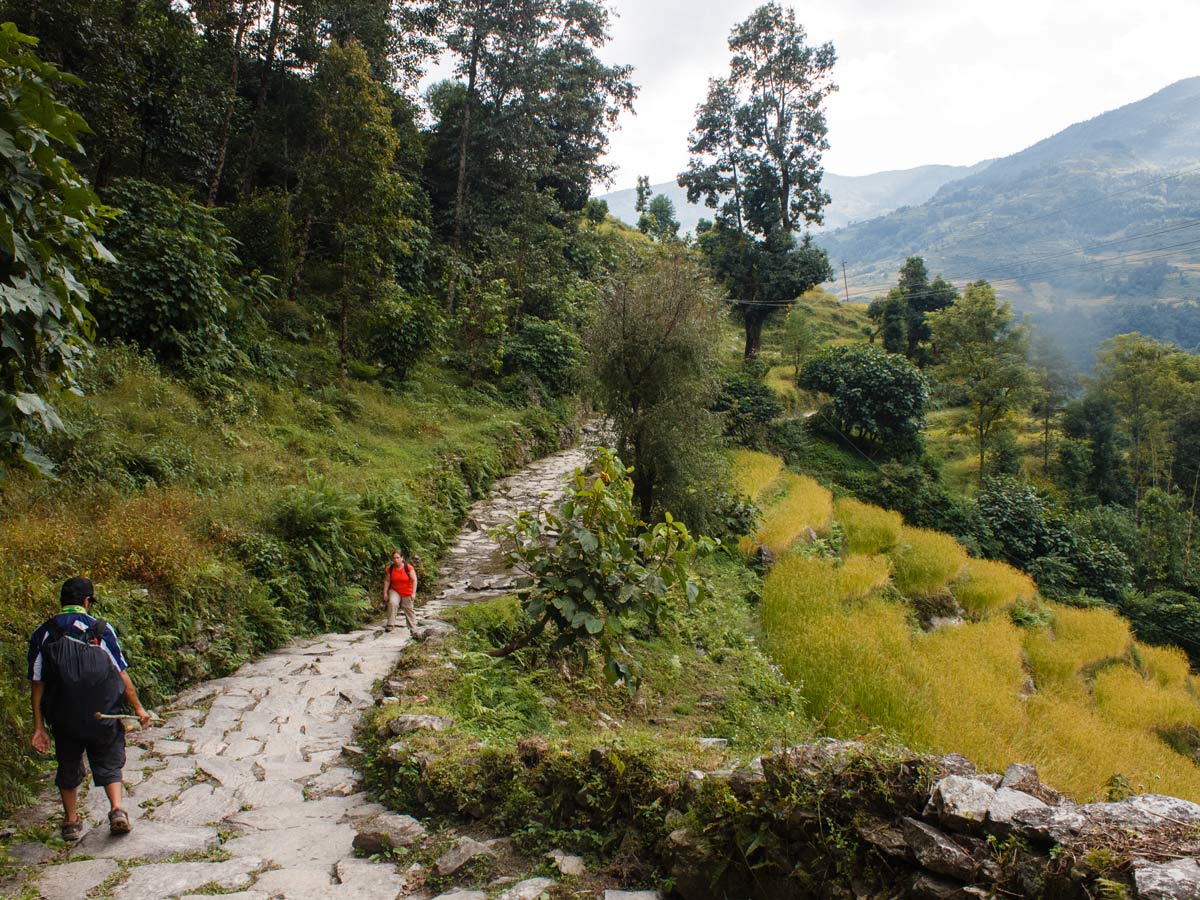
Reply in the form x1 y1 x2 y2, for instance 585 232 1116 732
742 305 768 359
239 0 283 199
446 26 481 315
207 0 254 207
288 211 313 300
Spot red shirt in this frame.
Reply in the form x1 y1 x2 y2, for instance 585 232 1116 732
387 563 415 597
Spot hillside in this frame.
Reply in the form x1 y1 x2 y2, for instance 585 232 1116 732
816 77 1200 360
599 162 990 235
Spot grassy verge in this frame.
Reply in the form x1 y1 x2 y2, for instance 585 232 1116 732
0 343 575 812
358 557 806 879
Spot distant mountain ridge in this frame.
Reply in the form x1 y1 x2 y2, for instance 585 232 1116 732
598 161 992 236
815 77 1200 361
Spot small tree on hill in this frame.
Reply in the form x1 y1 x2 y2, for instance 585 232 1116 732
928 281 1033 483
799 344 928 456
587 246 727 524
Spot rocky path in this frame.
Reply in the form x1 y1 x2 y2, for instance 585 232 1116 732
22 439 594 900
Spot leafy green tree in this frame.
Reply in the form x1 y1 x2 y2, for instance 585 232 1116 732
1030 334 1075 473
0 24 112 473
799 344 928 456
1118 589 1200 666
494 449 714 692
1059 396 1131 506
634 174 651 217
928 281 1033 483
299 39 427 378
781 303 819 383
587 247 727 523
1093 334 1192 507
680 2 836 357
640 194 680 241
436 0 636 311
696 222 831 357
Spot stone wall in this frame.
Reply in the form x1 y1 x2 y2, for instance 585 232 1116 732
664 739 1200 900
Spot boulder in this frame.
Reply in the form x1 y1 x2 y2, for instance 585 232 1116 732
435 836 496 877
1009 804 1090 845
856 819 911 859
931 775 996 831
910 872 974 899
999 762 1062 804
385 740 409 762
901 818 979 881
1133 858 1200 900
939 754 977 777
352 812 427 854
1082 794 1200 832
985 787 1049 835
546 848 586 876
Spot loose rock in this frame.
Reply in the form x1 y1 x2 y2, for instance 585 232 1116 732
1133 859 1200 900
435 836 496 877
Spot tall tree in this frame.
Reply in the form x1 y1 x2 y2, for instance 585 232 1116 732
299 39 425 378
634 174 651 217
928 281 1033 484
1030 334 1075 473
641 194 680 241
438 0 635 311
679 2 836 357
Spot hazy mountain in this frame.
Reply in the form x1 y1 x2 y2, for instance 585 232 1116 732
815 77 1200 361
598 162 991 236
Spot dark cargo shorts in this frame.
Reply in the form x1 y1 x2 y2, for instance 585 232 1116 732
54 723 126 789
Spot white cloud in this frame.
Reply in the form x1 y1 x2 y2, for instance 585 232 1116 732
598 0 1200 188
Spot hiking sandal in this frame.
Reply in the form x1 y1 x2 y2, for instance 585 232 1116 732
60 819 83 842
108 808 131 834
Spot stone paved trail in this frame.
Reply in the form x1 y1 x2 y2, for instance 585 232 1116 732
29 439 594 900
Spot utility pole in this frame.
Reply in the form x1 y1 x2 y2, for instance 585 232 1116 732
842 260 850 303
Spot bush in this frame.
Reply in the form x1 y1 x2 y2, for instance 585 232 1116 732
799 344 928 456
367 288 445 383
93 179 243 366
713 372 783 448
1118 589 1200 666
270 481 380 631
502 317 584 397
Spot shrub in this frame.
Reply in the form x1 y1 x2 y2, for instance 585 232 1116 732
1118 589 1200 666
93 179 242 366
834 497 903 555
799 344 928 455
755 474 833 556
713 371 784 448
889 526 968 597
502 317 584 397
270 480 380 631
952 558 1038 619
367 288 445 383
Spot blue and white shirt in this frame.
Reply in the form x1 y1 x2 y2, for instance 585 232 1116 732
27 613 128 682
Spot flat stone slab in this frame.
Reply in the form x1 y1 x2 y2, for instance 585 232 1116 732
432 892 487 900
7 841 56 865
112 857 262 900
221 822 355 867
604 892 663 900
496 877 557 900
38 858 120 900
153 783 241 826
72 822 219 861
180 893 268 900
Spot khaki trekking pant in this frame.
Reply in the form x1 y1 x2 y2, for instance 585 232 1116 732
387 590 417 630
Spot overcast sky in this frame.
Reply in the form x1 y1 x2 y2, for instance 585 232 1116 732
596 0 1200 191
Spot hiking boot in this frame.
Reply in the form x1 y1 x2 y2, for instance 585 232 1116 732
60 819 83 842
108 808 131 835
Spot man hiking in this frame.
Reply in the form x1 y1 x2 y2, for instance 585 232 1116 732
28 577 152 841
382 550 421 638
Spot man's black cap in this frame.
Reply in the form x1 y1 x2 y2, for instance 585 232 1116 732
60 577 95 607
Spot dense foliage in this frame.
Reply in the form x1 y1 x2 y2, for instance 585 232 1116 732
496 449 714 691
0 25 111 473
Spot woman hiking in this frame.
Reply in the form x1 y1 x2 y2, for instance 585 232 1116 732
382 550 421 638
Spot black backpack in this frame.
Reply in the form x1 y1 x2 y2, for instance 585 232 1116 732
39 618 125 740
